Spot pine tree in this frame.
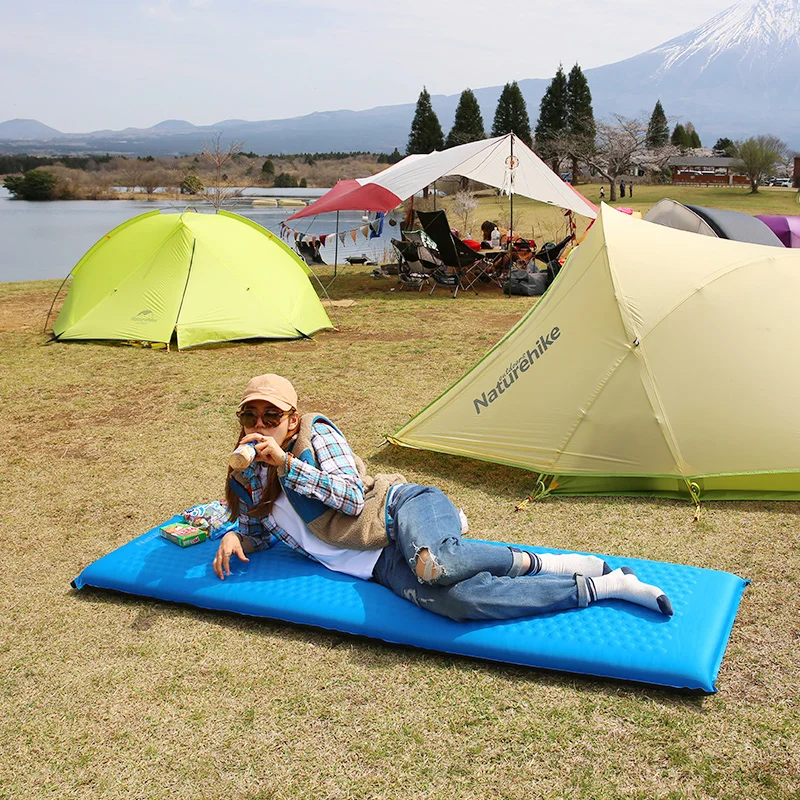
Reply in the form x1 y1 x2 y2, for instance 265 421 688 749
446 89 486 148
646 100 669 148
712 137 736 157
490 81 532 147
566 63 595 183
534 66 569 170
671 123 689 149
407 87 445 155
685 122 702 148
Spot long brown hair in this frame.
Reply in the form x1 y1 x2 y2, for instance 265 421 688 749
224 414 300 521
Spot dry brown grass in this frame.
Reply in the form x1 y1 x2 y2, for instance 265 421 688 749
1 270 798 800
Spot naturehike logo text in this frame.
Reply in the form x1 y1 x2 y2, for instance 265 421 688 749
131 309 156 324
473 326 561 415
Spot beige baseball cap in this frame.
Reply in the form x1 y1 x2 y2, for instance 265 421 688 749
238 374 298 411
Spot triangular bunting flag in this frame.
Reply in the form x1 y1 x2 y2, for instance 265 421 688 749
350 230 358 244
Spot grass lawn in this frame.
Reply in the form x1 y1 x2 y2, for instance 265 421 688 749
1 187 799 799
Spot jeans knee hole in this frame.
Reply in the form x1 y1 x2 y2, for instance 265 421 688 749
413 547 444 583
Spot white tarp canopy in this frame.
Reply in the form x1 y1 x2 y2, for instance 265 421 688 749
287 134 598 222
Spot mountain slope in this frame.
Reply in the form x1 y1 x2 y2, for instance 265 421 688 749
0 118 63 139
0 0 797 154
581 0 800 142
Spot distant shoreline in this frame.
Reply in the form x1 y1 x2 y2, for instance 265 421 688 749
0 186 328 203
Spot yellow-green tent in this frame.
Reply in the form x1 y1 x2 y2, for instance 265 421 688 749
52 210 332 349
389 205 800 501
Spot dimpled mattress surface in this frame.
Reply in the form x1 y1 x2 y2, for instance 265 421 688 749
72 516 748 691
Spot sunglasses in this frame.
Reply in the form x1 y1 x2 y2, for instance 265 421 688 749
236 407 294 428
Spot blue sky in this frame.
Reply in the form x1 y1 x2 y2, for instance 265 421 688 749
0 0 736 132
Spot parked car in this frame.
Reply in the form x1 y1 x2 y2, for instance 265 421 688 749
769 178 792 187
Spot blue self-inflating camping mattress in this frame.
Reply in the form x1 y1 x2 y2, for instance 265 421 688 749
72 516 748 691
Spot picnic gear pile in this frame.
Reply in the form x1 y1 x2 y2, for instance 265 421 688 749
159 502 238 547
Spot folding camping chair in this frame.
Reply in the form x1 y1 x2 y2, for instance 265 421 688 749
295 240 327 267
391 238 444 291
415 210 497 297
533 233 575 284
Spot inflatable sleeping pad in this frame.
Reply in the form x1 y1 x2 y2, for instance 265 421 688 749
72 516 748 691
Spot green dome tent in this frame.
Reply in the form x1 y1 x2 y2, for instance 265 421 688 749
52 210 332 349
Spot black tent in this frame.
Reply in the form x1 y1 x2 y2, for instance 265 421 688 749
685 205 784 247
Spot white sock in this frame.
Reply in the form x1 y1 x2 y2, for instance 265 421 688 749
530 552 610 578
587 567 673 616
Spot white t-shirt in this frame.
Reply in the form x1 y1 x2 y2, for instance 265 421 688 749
271 489 383 580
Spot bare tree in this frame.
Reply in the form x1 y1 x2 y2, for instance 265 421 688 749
451 190 479 238
159 167 182 198
201 133 248 210
540 134 573 175
638 142 682 183
115 157 148 194
574 115 649 201
140 169 165 198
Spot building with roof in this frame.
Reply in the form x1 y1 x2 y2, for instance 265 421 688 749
667 156 748 186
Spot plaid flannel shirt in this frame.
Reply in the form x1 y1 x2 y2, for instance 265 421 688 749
237 420 365 557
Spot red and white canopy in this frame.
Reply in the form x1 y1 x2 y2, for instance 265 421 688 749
286 134 598 222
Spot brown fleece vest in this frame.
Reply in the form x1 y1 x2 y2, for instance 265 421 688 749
277 413 406 551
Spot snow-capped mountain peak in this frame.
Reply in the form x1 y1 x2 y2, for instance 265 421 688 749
653 0 800 73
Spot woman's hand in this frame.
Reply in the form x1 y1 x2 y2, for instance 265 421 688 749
240 433 286 467
213 531 250 580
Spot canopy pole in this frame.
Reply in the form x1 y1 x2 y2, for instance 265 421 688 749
509 135 515 254
333 211 339 278
433 182 437 211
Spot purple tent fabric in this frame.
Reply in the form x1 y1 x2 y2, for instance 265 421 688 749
755 215 800 248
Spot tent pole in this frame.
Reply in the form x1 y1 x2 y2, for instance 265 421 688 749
333 211 339 278
433 182 437 211
509 134 514 253
42 271 72 334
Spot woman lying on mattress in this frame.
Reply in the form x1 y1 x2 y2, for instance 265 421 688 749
212 374 673 621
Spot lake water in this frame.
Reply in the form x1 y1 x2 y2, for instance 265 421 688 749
0 186 400 284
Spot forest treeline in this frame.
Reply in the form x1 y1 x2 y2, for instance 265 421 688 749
2 65 791 200
0 150 400 201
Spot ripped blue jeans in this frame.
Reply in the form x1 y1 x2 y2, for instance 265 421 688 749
371 484 588 622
